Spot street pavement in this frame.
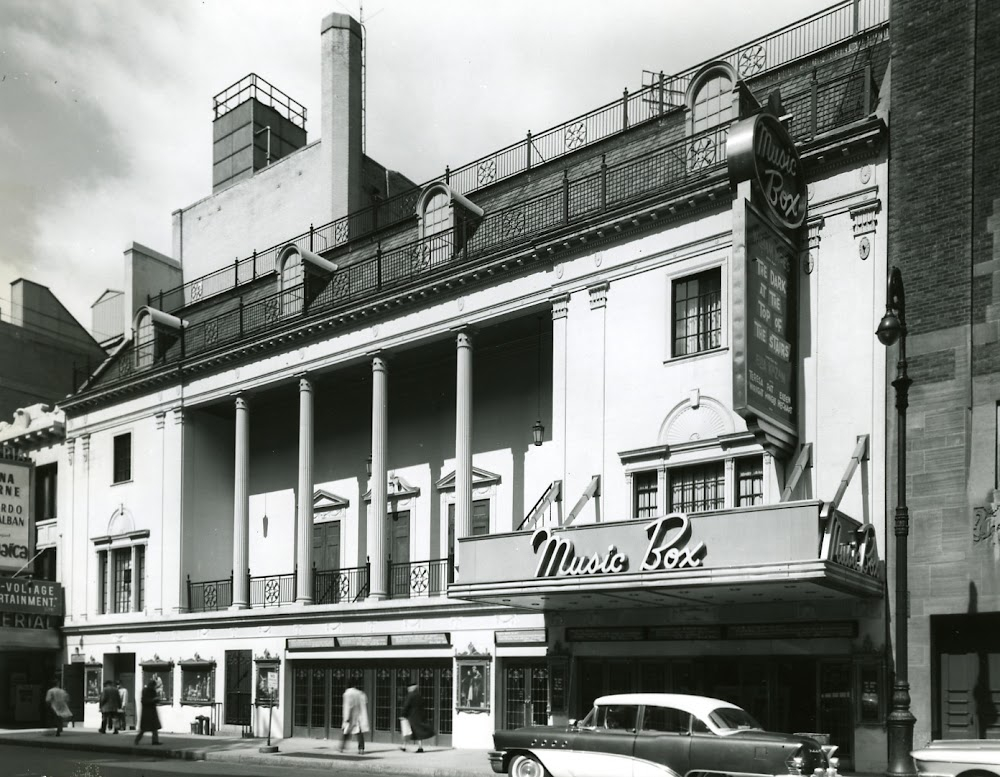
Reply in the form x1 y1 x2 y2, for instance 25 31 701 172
0 726 493 776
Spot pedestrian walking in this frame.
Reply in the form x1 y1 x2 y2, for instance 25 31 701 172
45 678 72 736
115 680 128 732
134 679 161 745
340 684 369 754
98 680 121 733
400 683 434 753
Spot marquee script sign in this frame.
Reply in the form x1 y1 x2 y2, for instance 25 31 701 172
0 460 32 574
531 513 706 579
0 577 64 616
727 111 806 230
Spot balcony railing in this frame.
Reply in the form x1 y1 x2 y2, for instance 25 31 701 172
249 571 296 608
388 556 454 599
106 62 879 388
187 574 233 612
149 0 887 316
314 563 369 604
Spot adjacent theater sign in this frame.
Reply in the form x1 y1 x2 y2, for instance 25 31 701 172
728 103 805 454
0 451 33 574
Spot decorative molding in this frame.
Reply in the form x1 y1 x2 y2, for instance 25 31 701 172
313 489 349 513
435 466 502 491
850 200 880 238
172 407 184 426
803 215 824 275
588 281 609 310
455 642 492 659
81 435 90 465
551 294 570 321
155 412 165 431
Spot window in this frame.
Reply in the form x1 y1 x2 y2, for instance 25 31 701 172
584 703 639 731
422 189 453 266
98 544 145 614
642 705 691 733
736 456 764 506
112 433 131 483
669 461 725 513
633 471 658 518
180 662 216 705
448 499 490 558
673 268 721 357
135 313 154 368
279 251 303 317
691 71 734 134
34 463 57 521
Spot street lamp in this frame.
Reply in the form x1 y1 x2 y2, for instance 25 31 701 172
876 266 916 777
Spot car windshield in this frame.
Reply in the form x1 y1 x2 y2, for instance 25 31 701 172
708 707 763 733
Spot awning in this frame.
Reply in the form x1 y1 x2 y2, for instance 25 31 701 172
449 500 882 610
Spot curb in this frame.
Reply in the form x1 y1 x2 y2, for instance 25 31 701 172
0 735 207 761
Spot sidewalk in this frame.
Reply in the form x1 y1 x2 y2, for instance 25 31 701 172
0 726 493 776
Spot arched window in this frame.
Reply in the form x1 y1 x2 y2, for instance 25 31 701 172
135 312 154 368
423 190 451 240
278 250 303 317
686 63 736 172
691 70 734 134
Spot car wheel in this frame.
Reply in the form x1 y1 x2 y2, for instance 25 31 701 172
509 753 548 777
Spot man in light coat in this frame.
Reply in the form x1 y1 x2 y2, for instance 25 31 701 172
340 685 369 754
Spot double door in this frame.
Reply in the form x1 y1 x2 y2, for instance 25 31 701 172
292 659 452 745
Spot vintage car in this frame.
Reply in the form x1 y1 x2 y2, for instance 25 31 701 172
911 739 1000 777
490 693 838 777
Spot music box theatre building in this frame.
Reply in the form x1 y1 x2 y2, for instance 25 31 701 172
60 3 893 769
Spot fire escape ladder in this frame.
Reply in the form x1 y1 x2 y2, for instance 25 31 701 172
562 475 602 528
517 480 563 532
780 443 813 502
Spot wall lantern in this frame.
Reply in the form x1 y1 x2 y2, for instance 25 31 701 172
532 419 545 447
366 455 373 476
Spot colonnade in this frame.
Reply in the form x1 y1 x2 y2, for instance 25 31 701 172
228 329 476 607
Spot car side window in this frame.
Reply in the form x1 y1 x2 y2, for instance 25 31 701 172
596 704 639 730
691 716 711 734
642 706 691 733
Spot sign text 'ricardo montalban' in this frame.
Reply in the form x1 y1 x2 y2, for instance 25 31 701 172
531 513 707 578
0 455 33 573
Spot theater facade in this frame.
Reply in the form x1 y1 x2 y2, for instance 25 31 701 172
57 2 893 770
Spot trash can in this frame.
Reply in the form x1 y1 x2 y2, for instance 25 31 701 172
195 715 210 735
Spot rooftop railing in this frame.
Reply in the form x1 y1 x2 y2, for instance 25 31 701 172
151 0 887 316
213 72 307 130
109 63 878 387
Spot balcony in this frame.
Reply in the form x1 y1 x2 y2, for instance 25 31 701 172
185 564 369 612
387 556 454 600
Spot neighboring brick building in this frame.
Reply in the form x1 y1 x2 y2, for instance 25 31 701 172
0 279 106 421
58 3 896 768
888 0 1000 746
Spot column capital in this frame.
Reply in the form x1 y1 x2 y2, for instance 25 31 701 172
588 282 610 310
455 327 475 349
155 412 166 431
298 374 313 393
172 407 185 426
551 294 571 320
372 354 389 373
234 394 249 412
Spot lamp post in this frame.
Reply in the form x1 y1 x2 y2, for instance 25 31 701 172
875 266 916 777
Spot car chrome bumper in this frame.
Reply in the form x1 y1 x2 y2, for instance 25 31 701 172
488 750 506 774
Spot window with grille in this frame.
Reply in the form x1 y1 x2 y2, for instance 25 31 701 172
113 433 131 483
669 461 725 513
673 268 721 357
224 650 252 726
736 456 764 506
112 548 132 613
422 189 453 265
96 544 145 614
633 471 658 518
279 252 303 317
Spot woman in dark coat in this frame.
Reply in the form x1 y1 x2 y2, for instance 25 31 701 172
400 683 434 753
134 680 162 745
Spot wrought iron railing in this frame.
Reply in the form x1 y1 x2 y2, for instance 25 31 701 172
104 63 878 387
187 574 233 612
314 563 369 604
249 571 296 608
150 0 887 315
388 556 454 599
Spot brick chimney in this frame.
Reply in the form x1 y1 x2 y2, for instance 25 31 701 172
320 12 364 223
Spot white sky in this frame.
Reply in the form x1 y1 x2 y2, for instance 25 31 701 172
1 0 835 331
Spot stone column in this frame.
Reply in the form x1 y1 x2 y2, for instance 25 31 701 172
367 356 388 599
231 395 250 609
454 330 473 573
296 376 315 604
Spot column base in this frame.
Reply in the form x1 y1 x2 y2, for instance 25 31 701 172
229 603 250 611
294 598 314 607
366 593 387 601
